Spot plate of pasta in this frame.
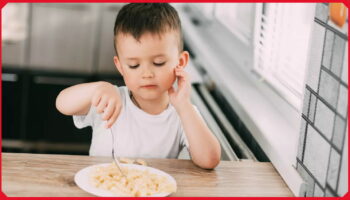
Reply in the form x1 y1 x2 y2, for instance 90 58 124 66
74 162 177 197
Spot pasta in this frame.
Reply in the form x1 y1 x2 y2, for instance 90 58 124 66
134 159 147 166
119 158 147 166
119 157 135 164
90 163 176 197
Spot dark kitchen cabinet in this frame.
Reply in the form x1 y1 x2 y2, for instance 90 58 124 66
2 70 23 140
26 74 92 143
2 67 125 154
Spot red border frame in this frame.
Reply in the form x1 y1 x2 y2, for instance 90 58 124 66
0 1 349 199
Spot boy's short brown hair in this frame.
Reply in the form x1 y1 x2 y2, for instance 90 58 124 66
113 3 183 56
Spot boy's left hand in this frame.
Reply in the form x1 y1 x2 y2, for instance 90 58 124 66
168 67 191 111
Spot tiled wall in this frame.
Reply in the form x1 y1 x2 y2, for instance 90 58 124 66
296 3 348 197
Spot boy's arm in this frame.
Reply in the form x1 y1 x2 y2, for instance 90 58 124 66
169 67 221 169
56 81 122 128
56 82 103 116
177 103 221 169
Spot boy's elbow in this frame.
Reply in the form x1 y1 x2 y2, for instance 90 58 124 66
197 148 221 169
208 151 221 169
55 93 64 114
204 142 221 169
202 157 220 169
55 92 69 115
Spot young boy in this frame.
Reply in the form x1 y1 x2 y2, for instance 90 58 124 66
56 3 221 169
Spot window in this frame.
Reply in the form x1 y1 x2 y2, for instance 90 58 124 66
215 3 254 45
191 3 215 20
254 3 315 110
190 3 314 110
192 3 254 45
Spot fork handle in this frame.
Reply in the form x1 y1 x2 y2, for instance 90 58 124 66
110 128 127 177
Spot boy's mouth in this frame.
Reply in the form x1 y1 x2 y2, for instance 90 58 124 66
141 85 157 89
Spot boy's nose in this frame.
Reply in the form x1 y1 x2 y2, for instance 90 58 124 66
142 68 154 78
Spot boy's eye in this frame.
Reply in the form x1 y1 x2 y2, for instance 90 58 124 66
128 64 139 69
154 62 166 67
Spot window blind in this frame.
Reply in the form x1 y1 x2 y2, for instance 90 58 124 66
255 3 315 110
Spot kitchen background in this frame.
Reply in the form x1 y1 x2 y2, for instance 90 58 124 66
297 3 348 197
2 3 348 197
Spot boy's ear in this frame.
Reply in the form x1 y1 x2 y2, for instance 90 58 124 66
178 51 189 69
113 56 124 76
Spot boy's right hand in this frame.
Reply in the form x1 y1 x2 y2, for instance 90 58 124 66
91 82 122 128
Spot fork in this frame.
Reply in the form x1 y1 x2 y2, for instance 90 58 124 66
110 128 126 178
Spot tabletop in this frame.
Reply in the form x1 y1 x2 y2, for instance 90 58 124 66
2 153 293 197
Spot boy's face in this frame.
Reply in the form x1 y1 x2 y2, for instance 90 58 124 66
114 31 185 100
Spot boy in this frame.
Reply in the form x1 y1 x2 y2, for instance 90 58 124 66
56 3 220 169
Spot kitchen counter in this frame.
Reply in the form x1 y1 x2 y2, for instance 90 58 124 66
2 153 293 197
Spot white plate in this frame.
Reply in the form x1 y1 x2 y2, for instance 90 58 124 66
74 163 177 197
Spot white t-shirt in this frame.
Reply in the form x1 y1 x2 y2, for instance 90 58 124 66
73 86 189 158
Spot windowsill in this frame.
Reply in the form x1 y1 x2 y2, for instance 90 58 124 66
179 7 305 196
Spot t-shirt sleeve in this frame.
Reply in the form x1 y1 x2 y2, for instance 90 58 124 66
72 85 123 130
73 105 103 129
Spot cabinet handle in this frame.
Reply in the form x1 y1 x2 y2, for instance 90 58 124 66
2 73 18 82
33 76 85 86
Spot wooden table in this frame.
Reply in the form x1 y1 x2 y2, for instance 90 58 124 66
2 153 293 197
